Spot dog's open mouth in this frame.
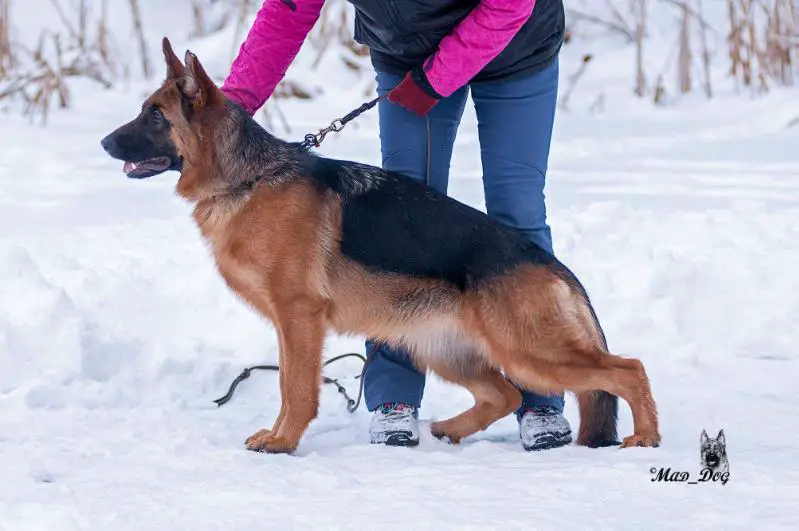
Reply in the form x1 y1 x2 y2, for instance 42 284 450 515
705 455 719 467
123 157 172 179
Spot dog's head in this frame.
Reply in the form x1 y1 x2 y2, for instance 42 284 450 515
700 429 727 469
101 38 227 188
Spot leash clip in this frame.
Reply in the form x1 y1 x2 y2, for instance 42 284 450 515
299 96 383 150
304 133 320 148
314 119 346 146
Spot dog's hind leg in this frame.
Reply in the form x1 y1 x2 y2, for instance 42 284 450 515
477 267 658 448
245 298 326 454
503 348 660 448
597 354 659 448
429 365 522 444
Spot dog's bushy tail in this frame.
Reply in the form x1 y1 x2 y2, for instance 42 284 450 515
577 390 619 447
576 296 620 447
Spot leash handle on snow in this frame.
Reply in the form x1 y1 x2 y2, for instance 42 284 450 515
301 95 385 149
212 364 278 407
214 352 370 413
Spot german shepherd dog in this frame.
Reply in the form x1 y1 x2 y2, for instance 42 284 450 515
101 39 660 454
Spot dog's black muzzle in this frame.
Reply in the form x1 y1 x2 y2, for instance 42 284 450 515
101 119 182 179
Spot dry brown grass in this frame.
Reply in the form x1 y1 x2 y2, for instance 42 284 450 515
0 0 14 78
0 0 116 122
634 0 648 97
3 0 796 121
728 0 795 94
568 0 795 105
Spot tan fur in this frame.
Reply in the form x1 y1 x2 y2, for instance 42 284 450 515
142 41 660 453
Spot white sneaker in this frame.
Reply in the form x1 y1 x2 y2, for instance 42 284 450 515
369 402 420 447
519 406 572 451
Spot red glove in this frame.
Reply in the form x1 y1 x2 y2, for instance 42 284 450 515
388 69 441 117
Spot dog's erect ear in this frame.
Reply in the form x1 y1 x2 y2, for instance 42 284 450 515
717 430 726 446
162 37 185 80
182 50 220 108
701 430 709 445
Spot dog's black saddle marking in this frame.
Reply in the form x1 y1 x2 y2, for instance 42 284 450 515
309 157 556 290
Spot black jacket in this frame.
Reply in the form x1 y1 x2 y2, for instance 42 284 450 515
347 0 564 85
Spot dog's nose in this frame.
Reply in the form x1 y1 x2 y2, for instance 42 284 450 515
101 135 115 154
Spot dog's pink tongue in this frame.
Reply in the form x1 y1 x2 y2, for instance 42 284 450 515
123 161 137 174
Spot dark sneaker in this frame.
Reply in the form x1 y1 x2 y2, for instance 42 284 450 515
519 406 573 451
369 402 420 447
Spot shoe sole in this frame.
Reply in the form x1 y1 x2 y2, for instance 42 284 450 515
523 431 573 452
372 431 420 447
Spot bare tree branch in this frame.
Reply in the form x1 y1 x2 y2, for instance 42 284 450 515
0 0 14 78
566 8 636 43
128 0 152 79
634 0 647 97
696 0 713 98
231 0 253 61
659 0 718 32
559 54 594 111
46 0 80 42
677 2 692 94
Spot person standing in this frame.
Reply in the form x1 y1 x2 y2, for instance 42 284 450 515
222 0 570 451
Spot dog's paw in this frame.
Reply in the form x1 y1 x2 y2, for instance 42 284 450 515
620 433 661 448
245 429 297 454
245 429 273 447
430 421 464 444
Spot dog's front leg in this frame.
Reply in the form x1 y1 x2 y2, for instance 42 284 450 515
244 330 288 445
245 298 326 454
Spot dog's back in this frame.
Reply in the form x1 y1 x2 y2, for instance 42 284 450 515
308 156 557 287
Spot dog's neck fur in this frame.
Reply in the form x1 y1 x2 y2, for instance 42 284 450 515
215 102 305 189
179 101 309 239
177 101 305 204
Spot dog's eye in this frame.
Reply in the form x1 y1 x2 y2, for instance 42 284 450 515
152 108 164 122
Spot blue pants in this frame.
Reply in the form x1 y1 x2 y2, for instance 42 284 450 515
364 60 563 415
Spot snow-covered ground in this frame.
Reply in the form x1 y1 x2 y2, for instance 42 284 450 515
2 4 799 529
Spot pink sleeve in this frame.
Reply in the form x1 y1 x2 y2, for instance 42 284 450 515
221 0 326 115
424 0 536 97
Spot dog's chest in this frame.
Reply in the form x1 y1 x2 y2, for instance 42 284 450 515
194 201 273 305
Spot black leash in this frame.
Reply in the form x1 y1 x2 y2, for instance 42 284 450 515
214 352 371 413
298 94 432 187
300 95 384 149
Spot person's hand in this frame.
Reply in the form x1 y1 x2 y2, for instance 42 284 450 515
387 69 441 117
